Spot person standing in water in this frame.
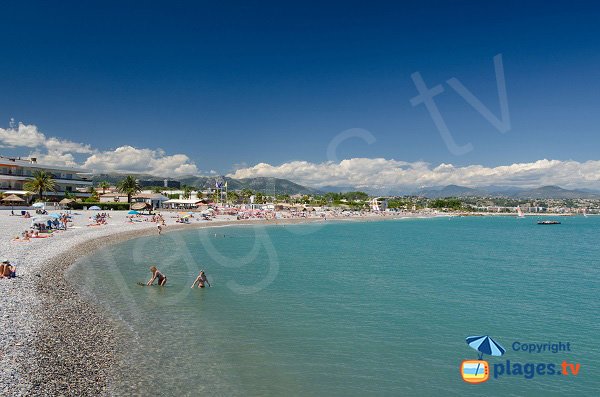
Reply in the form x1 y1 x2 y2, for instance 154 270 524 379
147 266 167 286
191 270 211 288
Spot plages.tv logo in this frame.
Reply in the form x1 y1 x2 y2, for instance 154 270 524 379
460 335 506 384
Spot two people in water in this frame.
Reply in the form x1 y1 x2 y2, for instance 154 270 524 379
146 266 211 288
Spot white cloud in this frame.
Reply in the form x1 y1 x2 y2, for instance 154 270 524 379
228 158 600 191
0 122 201 177
0 122 92 154
83 146 199 176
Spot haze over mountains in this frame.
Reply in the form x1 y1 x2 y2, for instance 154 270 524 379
92 173 600 199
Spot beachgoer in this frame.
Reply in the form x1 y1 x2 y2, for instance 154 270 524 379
157 223 162 235
147 266 167 286
191 270 211 288
0 260 16 279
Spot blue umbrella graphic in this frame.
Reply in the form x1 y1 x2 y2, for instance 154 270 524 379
466 335 506 376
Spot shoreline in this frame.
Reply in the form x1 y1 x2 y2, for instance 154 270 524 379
2 211 432 396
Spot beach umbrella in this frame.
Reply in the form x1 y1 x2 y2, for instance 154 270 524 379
3 194 24 203
49 213 61 218
128 210 139 215
59 198 73 206
466 335 506 358
2 194 25 210
88 206 101 210
31 215 54 224
131 202 147 211
32 202 45 208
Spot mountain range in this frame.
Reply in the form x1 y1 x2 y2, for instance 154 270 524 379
91 173 600 198
414 185 600 199
91 174 321 195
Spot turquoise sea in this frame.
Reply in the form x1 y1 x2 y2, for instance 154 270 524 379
68 216 599 396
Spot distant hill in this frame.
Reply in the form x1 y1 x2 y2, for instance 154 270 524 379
413 184 600 199
513 185 600 199
415 185 488 198
90 173 320 195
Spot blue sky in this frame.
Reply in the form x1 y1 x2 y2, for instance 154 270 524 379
1 1 600 188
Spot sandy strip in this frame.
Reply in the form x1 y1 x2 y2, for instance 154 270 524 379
0 210 435 396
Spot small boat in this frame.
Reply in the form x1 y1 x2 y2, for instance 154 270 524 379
517 207 525 218
537 220 561 225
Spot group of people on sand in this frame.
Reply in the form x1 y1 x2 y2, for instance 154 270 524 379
13 229 54 242
0 259 16 279
146 266 210 288
89 212 109 226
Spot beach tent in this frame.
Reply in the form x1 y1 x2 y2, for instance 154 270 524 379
128 210 139 215
88 205 101 210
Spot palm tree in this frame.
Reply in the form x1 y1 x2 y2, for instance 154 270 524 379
24 170 56 201
88 186 99 201
98 181 110 194
182 185 193 199
117 175 142 203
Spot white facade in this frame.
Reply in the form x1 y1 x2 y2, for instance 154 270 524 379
0 156 92 200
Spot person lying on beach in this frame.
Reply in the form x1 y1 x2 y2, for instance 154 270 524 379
191 270 211 288
147 266 167 286
0 260 16 279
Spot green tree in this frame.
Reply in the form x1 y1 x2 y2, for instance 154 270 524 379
98 181 110 194
182 185 193 199
116 175 142 203
227 191 240 203
24 170 56 201
240 189 253 203
88 186 99 201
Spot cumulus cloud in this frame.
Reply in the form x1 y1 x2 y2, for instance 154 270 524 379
0 122 200 177
228 158 600 191
83 146 199 176
0 122 92 154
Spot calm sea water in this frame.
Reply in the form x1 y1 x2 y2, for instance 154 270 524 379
68 217 599 396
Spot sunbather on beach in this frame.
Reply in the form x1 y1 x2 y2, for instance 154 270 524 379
147 266 167 286
191 270 210 288
0 260 16 279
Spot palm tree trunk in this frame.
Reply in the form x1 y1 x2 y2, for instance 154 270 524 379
39 188 43 201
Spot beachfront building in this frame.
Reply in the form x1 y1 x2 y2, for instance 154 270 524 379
0 155 92 201
162 199 204 209
132 193 169 209
99 193 129 203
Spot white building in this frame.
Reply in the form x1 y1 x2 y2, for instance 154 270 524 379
0 156 92 200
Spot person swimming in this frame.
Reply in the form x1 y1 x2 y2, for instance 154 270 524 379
191 270 211 288
147 265 167 286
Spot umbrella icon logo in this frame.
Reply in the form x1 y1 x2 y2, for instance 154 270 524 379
461 335 506 384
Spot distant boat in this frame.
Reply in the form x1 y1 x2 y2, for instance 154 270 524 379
517 207 525 218
537 220 561 225
583 209 589 217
